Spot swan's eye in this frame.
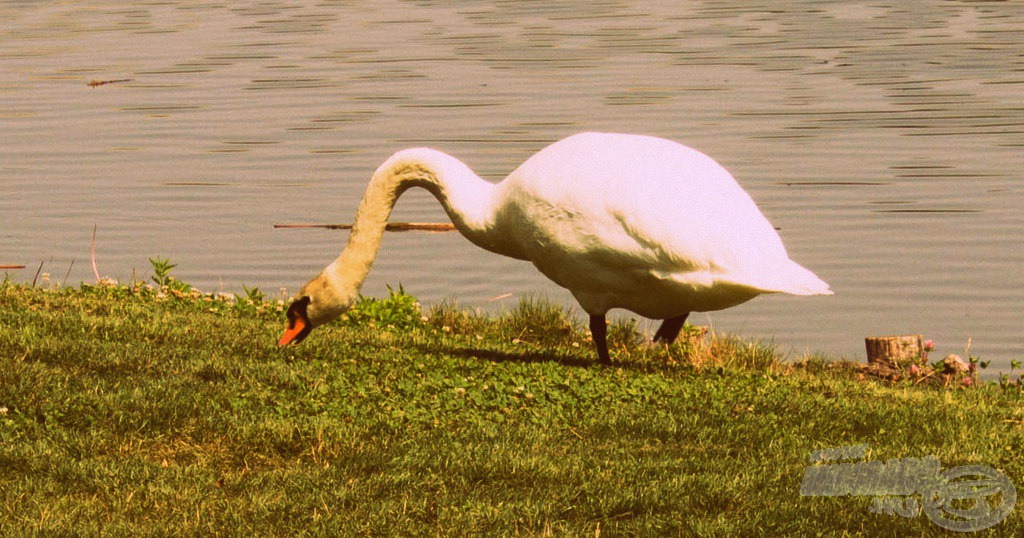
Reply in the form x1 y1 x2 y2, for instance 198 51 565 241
286 296 311 323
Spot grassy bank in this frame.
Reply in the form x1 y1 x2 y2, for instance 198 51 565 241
0 281 1021 535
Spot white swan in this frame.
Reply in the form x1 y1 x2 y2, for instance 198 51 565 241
279 132 832 363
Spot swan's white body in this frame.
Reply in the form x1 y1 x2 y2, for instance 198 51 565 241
280 132 831 362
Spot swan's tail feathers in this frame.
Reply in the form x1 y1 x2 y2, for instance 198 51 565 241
771 260 833 296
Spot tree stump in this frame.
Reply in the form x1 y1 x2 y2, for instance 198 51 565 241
865 335 923 368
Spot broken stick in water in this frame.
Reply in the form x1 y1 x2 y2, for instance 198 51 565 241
87 78 133 87
274 222 457 232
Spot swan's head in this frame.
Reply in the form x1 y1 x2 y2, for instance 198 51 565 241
277 272 357 346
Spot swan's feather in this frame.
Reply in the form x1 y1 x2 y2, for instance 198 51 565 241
492 132 831 316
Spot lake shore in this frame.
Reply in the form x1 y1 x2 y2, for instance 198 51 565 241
1 282 1020 535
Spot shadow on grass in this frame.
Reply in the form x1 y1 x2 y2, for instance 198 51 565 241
410 340 710 375
413 341 599 368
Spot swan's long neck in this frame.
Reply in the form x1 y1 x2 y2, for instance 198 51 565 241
322 148 503 296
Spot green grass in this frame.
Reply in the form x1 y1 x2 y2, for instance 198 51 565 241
1 282 1022 536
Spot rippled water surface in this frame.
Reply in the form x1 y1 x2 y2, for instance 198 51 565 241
3 1 1023 370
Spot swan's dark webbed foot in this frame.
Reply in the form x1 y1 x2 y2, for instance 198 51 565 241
589 314 611 365
653 313 690 344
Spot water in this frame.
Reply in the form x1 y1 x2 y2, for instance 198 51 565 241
2 1 1023 372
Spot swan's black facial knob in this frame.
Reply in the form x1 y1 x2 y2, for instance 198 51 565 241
278 296 313 346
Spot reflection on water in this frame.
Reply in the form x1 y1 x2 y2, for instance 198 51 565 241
2 1 1023 372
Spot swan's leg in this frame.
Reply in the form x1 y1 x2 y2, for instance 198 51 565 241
653 313 690 344
589 314 611 364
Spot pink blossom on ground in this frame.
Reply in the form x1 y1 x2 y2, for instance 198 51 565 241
962 377 974 387
923 339 935 352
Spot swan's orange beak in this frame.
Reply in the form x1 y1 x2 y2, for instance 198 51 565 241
278 297 313 346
